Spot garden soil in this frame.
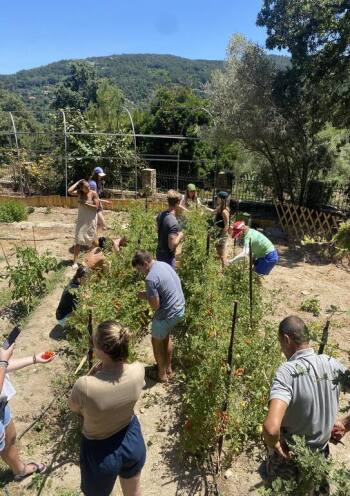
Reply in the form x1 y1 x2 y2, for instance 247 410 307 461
0 210 349 495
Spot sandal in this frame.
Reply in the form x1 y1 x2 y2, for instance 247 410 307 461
14 462 46 482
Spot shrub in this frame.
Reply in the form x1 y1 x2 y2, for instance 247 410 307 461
3 246 57 314
300 296 321 316
0 201 28 223
333 221 350 253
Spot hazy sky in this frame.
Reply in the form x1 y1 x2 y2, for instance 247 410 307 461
0 0 285 74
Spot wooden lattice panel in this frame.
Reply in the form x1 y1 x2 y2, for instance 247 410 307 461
274 201 342 241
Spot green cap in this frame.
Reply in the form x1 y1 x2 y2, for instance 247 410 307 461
187 183 196 192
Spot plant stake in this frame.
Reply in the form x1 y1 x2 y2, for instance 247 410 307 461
206 232 210 256
217 300 239 471
249 239 253 327
32 226 37 251
0 242 9 267
88 309 93 370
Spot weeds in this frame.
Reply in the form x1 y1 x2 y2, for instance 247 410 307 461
300 296 321 316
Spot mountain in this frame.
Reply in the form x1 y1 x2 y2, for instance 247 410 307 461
0 53 291 112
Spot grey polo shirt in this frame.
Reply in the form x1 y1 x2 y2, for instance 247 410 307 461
269 348 346 450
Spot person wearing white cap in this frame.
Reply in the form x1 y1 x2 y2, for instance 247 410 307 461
228 221 278 275
88 167 111 232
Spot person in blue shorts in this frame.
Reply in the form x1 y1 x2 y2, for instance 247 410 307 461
228 221 278 275
132 250 185 383
70 320 146 496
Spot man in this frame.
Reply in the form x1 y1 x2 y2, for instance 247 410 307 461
263 316 345 486
156 190 184 270
132 250 185 383
228 221 278 275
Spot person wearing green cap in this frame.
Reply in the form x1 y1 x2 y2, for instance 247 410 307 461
213 191 230 268
179 183 201 211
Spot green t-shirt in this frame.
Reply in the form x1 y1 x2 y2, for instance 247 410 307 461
244 228 275 259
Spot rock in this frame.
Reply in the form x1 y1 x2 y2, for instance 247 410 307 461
224 469 234 480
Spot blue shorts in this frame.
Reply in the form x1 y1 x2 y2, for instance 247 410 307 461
254 249 279 275
152 309 185 340
80 416 146 496
0 404 12 452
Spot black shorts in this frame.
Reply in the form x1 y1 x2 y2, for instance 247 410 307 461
80 416 146 496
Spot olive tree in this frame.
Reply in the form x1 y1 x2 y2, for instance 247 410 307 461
206 34 334 204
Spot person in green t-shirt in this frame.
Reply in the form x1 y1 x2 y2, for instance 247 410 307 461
228 221 278 275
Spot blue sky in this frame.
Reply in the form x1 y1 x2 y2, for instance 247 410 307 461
0 0 285 74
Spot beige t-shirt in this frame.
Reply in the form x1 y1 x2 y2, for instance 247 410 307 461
71 362 145 440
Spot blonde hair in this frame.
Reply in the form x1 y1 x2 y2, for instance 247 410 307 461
167 189 181 207
94 320 130 361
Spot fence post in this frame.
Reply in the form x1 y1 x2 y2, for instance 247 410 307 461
9 112 24 196
122 105 138 198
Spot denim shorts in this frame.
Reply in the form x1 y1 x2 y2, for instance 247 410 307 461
0 404 12 452
152 308 185 340
254 249 279 275
80 416 146 496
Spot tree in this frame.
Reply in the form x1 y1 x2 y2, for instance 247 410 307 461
86 80 126 132
206 34 334 204
257 0 350 128
52 61 98 111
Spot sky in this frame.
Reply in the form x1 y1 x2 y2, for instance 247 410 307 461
0 0 285 74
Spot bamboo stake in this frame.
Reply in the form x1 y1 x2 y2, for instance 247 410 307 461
0 242 10 267
88 310 93 370
249 239 253 327
217 301 239 471
32 226 37 251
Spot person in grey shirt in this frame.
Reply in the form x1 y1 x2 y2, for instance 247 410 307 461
156 190 184 270
263 315 346 483
132 250 185 383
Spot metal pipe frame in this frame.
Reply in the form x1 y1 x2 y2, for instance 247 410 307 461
8 112 24 195
60 109 69 197
122 105 138 197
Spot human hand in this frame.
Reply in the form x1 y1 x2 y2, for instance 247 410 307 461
0 343 15 363
273 441 291 460
331 421 347 443
36 351 56 364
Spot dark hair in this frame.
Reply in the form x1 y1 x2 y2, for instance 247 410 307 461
131 250 153 267
279 316 310 345
72 265 89 285
94 320 129 361
89 171 101 184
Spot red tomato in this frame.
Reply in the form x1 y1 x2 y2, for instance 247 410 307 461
41 351 55 360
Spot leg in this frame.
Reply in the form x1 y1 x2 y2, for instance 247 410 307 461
151 337 167 382
73 244 80 264
120 472 142 496
164 334 173 375
0 421 23 474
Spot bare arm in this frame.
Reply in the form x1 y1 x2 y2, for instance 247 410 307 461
228 245 249 264
7 353 55 372
168 232 184 251
68 395 81 414
0 344 15 392
148 295 160 311
67 180 82 196
85 192 100 210
222 209 230 232
263 399 289 458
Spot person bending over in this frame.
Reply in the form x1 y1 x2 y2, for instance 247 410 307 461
156 190 183 270
84 236 127 270
0 343 55 481
56 265 89 327
228 221 278 275
263 316 346 491
69 321 146 496
132 251 185 383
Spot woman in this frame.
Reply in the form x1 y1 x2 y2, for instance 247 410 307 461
69 321 146 496
213 191 230 268
56 265 89 327
88 167 111 232
84 236 128 270
0 342 55 481
68 179 99 268
179 183 201 211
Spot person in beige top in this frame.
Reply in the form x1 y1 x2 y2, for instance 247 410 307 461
69 321 146 496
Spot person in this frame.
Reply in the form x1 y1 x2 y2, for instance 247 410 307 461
228 220 278 275
68 179 100 268
156 190 184 270
56 266 89 327
84 236 128 270
88 167 111 232
69 320 146 496
0 342 55 481
263 315 346 488
132 250 185 383
179 183 201 211
212 191 230 268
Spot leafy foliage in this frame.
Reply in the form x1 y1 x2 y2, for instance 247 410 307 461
300 296 321 317
0 201 28 223
333 221 350 253
3 247 57 314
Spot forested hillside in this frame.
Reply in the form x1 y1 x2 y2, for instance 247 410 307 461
0 53 290 112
